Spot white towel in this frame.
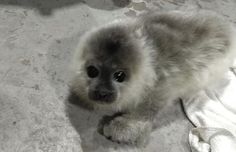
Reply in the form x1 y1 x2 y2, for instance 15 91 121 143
182 64 236 152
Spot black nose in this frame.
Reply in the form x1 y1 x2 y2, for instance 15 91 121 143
90 90 115 103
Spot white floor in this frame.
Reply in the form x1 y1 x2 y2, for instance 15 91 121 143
0 0 236 151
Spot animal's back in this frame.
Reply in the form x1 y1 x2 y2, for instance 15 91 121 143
140 10 236 97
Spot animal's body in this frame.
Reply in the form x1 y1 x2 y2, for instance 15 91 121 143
70 10 236 145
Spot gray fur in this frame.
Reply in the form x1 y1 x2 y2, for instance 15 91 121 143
70 10 236 145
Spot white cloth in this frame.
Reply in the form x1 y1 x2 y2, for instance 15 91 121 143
183 65 236 152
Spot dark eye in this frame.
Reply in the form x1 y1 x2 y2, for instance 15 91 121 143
86 66 99 78
113 71 126 82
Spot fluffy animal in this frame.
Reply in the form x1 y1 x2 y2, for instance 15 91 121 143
70 10 236 145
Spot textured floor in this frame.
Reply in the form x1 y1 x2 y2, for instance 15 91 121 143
0 0 236 152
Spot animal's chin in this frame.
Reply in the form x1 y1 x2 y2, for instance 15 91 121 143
88 97 116 105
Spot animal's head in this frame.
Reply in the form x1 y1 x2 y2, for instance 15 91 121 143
71 22 156 109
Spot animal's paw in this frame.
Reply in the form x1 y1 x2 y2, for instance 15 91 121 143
98 114 152 146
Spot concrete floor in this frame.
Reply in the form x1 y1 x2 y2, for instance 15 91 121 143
0 0 236 152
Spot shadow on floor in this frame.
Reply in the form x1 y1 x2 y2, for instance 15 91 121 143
0 0 131 15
